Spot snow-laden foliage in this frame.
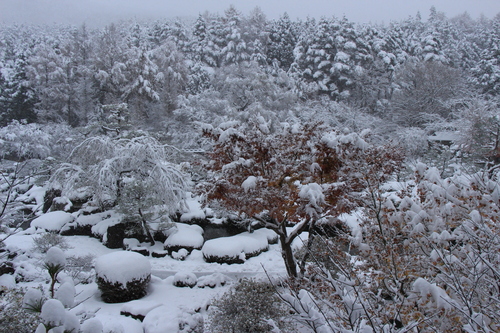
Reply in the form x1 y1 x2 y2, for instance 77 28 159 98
51 135 188 211
95 251 151 286
209 278 291 333
279 163 500 332
95 251 151 303
203 120 404 276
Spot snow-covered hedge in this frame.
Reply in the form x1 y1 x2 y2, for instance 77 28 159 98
173 271 197 288
201 230 275 264
95 251 151 303
163 223 204 255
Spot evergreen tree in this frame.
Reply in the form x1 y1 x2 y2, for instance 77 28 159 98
266 12 297 70
1 54 37 125
221 5 249 65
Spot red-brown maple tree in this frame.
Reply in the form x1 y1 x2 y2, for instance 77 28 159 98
202 121 403 277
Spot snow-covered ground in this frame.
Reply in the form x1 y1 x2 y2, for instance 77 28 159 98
2 228 303 332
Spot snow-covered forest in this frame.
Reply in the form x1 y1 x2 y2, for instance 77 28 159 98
1 5 500 332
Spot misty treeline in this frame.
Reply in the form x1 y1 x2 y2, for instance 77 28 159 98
0 6 499 162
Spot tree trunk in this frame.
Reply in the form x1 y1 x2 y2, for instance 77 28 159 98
138 208 155 246
278 223 298 278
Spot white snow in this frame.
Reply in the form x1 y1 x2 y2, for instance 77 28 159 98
95 251 151 285
242 175 258 192
179 194 206 222
23 288 44 309
120 300 163 318
91 211 124 237
142 305 179 333
55 281 75 308
41 299 66 328
173 271 198 288
196 273 231 288
0 274 16 288
412 277 453 310
81 318 103 333
45 246 66 267
202 230 270 260
164 223 204 250
30 211 75 232
63 312 80 333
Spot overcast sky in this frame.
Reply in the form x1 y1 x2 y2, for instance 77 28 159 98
1 0 500 26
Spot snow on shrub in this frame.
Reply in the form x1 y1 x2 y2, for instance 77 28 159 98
179 194 206 222
142 305 204 333
23 288 45 312
120 300 163 321
171 248 189 260
197 273 231 288
173 271 198 288
81 318 103 333
164 223 204 254
63 312 80 333
30 211 74 232
45 246 66 267
40 299 66 329
201 231 270 264
95 251 151 303
143 305 178 333
55 281 75 308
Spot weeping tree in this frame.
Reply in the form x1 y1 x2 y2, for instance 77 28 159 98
49 135 189 244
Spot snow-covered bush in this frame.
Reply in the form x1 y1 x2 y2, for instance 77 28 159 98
22 287 45 313
142 305 203 333
40 299 66 330
173 271 197 288
49 135 190 244
65 254 95 284
164 223 204 255
209 278 291 333
44 247 66 298
196 273 231 289
81 318 103 333
279 163 500 332
95 251 151 303
32 233 70 253
1 287 40 333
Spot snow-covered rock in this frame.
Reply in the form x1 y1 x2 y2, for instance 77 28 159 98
179 194 206 222
31 211 74 232
201 230 270 264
